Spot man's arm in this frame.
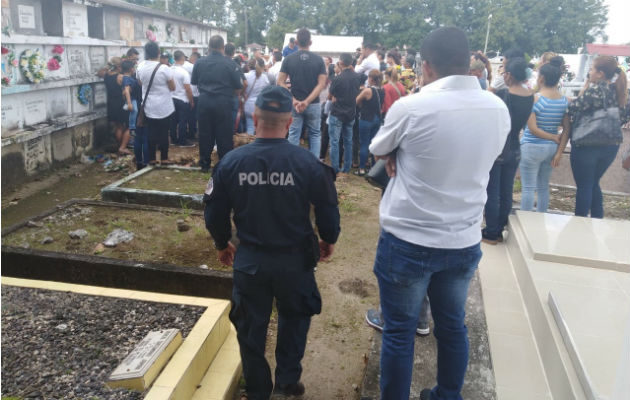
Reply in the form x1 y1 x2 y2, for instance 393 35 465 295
299 74 327 108
277 71 289 88
310 163 341 260
203 165 232 253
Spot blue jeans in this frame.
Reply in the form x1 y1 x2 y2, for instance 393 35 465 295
570 144 619 218
483 154 519 240
328 114 353 173
519 142 557 212
245 112 255 135
374 230 482 400
359 116 380 169
133 125 150 169
288 103 321 157
129 99 138 131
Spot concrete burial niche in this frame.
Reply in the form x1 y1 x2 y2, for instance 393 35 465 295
101 166 209 210
9 0 44 35
1 200 232 299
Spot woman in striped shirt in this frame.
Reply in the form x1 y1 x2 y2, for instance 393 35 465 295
519 57 570 212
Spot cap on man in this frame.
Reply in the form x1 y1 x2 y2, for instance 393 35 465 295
204 85 340 400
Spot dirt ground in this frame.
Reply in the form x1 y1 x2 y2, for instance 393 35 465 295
2 142 628 399
123 168 211 194
2 203 227 271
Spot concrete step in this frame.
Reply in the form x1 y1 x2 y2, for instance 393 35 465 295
145 300 234 400
191 326 242 400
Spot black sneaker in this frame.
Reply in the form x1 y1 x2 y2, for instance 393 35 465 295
271 382 305 398
420 388 432 400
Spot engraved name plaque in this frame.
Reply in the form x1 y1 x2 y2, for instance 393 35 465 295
107 328 182 391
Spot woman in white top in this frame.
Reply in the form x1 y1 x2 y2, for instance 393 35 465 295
243 58 270 135
136 41 175 164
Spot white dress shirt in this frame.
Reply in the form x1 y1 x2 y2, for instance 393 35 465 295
171 64 191 103
355 52 380 76
267 61 282 85
370 75 511 249
137 60 175 119
183 60 199 97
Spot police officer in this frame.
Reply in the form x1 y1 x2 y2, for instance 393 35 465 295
204 86 340 400
191 35 243 172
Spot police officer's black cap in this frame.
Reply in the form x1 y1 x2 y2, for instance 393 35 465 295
255 86 293 113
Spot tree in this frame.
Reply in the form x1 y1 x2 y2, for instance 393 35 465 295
124 0 608 55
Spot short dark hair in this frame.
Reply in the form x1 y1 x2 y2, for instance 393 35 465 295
144 41 159 59
376 49 385 60
363 42 376 50
339 53 353 66
190 51 201 59
121 60 135 73
273 50 282 62
296 28 310 48
173 50 185 61
209 35 224 51
503 48 525 61
126 48 139 57
420 27 470 77
289 37 295 44
225 43 236 56
504 57 528 82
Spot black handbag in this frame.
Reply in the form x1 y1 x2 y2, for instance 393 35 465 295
572 87 622 146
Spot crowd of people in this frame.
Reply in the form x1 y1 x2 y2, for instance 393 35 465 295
99 27 630 400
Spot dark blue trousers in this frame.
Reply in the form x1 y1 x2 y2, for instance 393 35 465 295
197 94 234 169
230 246 321 400
170 98 191 144
483 154 520 240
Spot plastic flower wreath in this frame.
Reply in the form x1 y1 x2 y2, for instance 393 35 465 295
2 76 10 86
47 45 64 71
146 29 157 42
19 49 46 84
77 84 92 105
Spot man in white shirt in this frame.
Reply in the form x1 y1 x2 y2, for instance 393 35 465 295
267 50 283 86
170 50 195 147
355 42 380 76
369 27 510 400
184 51 201 141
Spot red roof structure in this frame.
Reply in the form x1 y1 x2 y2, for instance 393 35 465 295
585 44 630 57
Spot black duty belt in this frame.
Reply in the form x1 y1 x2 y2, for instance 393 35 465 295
240 241 304 254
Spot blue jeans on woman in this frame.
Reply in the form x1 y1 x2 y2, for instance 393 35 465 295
519 142 557 212
483 153 519 240
570 144 619 218
374 230 482 400
328 114 353 173
130 100 149 169
359 116 380 169
245 112 255 135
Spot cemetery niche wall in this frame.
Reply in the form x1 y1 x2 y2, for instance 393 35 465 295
1 0 226 191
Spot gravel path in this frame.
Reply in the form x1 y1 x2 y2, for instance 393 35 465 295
1 285 205 399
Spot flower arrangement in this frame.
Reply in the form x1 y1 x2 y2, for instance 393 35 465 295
77 84 92 105
146 29 157 42
47 45 64 71
19 49 46 84
2 76 10 86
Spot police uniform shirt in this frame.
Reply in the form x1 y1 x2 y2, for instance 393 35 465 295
191 50 243 98
204 138 341 250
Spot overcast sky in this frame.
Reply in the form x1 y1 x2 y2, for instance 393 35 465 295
603 0 630 44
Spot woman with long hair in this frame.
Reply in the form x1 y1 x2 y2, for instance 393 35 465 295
382 67 406 116
519 56 569 213
243 57 270 135
355 69 385 175
103 57 131 155
568 56 628 217
482 58 534 244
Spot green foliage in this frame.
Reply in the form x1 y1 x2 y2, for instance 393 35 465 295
125 0 608 54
